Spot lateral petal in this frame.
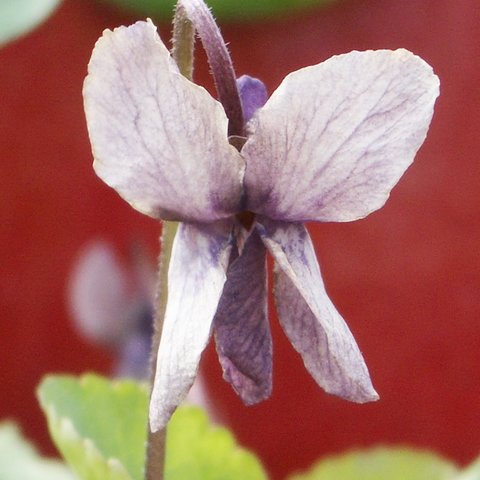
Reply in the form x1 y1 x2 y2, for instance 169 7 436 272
214 227 272 405
149 220 233 431
257 218 378 403
84 20 244 223
244 49 439 222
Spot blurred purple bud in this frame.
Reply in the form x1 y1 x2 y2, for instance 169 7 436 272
68 240 135 347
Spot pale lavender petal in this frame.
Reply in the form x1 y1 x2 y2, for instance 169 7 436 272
257 218 378 403
214 227 272 405
149 220 233 431
244 49 440 222
236 75 268 122
84 20 244 223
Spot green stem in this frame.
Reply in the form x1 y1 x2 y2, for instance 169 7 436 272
145 222 178 480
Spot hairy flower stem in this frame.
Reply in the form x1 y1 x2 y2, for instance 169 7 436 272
175 0 245 137
145 222 177 480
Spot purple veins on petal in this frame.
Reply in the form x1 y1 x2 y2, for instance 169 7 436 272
236 75 268 123
149 220 234 432
83 20 244 223
214 227 272 404
257 217 378 403
242 49 439 223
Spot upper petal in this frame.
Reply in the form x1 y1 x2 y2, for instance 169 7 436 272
214 226 272 405
84 20 244 223
257 218 378 403
243 49 439 222
149 220 233 431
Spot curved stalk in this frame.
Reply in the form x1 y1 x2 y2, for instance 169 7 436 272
176 0 245 136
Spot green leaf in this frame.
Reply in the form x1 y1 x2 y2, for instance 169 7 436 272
98 0 336 22
0 421 74 480
0 0 62 45
456 457 480 480
288 447 459 480
165 405 268 480
37 374 149 480
38 374 267 480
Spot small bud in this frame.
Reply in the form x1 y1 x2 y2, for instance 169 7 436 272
236 75 268 122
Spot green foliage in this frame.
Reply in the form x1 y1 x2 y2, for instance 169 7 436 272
37 374 267 480
35 374 480 480
38 375 149 480
0 0 62 45
98 0 335 22
288 448 459 480
456 457 480 480
0 421 73 480
165 405 267 480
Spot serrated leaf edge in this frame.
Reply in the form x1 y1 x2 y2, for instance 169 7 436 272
43 402 132 480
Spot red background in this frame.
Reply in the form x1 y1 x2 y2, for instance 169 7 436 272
1 1 479 478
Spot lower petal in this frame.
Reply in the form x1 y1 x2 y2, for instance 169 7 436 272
257 218 378 403
149 220 233 431
214 227 272 405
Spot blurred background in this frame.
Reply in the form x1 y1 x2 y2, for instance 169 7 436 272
1 0 479 479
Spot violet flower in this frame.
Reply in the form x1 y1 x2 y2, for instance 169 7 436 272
83 20 439 431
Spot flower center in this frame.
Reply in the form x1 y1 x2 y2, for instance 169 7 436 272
237 211 255 230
